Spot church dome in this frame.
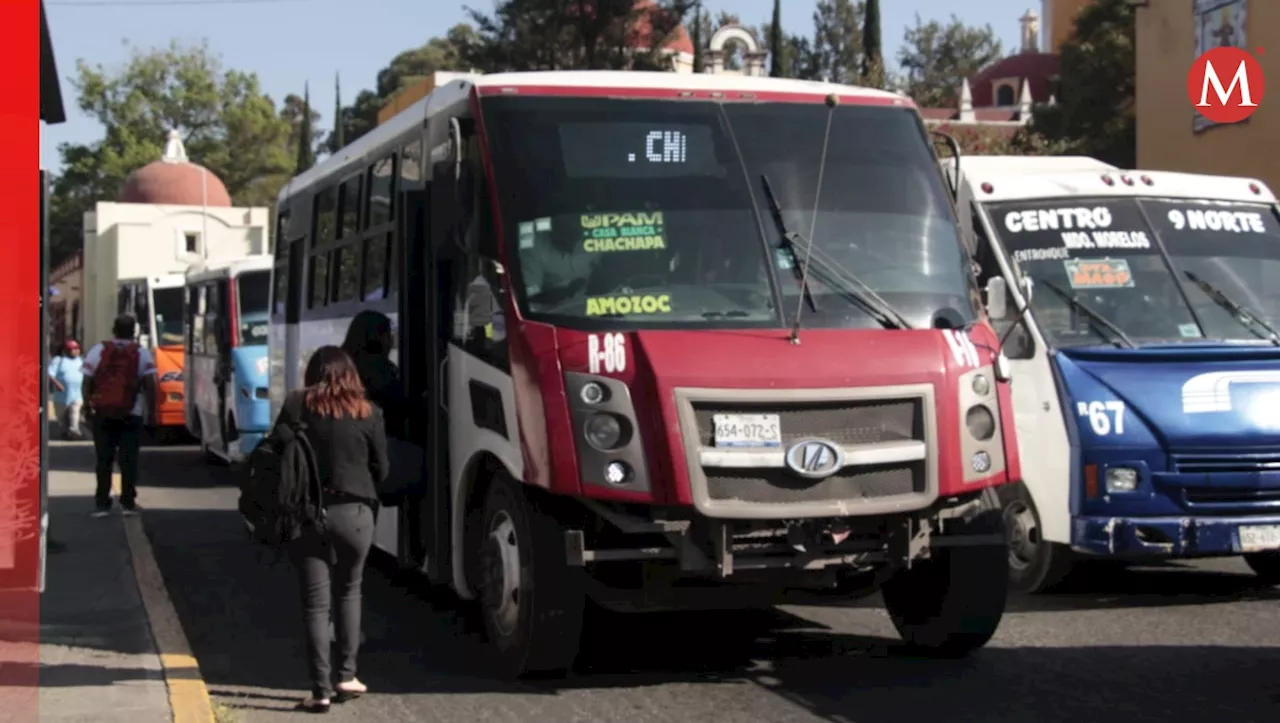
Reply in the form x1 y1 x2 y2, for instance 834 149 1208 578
118 130 232 207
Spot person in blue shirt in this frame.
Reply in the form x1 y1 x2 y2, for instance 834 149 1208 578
48 339 86 440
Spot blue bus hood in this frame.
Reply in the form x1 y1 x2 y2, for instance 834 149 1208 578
232 346 269 389
1056 345 1280 449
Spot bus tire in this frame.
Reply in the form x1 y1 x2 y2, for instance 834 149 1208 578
476 474 585 679
999 482 1073 593
1243 552 1280 585
881 504 1008 657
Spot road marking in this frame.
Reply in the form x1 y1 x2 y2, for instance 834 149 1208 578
123 515 216 723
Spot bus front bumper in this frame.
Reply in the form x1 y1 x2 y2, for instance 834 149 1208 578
1072 514 1280 559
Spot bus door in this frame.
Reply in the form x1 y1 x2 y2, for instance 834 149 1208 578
394 132 440 578
211 277 232 452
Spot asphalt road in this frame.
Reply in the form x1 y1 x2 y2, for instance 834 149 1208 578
51 440 1280 723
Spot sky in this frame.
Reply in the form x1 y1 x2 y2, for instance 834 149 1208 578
41 0 1042 171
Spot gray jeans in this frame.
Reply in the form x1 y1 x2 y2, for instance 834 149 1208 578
289 502 375 699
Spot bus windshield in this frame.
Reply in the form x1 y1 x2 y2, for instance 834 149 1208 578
1144 199 1280 340
482 96 974 330
986 197 1280 347
152 287 185 347
236 270 271 346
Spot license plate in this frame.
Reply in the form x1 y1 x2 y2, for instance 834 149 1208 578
712 413 781 448
1239 524 1280 553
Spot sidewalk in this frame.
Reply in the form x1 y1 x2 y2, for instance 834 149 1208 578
38 441 213 723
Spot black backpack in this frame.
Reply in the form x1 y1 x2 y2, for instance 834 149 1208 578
238 409 325 547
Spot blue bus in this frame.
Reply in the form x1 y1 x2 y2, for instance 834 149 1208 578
184 255 274 462
950 156 1280 592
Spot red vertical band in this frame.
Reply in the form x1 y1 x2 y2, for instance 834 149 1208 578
0 0 44 714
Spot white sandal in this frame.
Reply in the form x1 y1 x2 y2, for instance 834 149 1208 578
335 678 366 701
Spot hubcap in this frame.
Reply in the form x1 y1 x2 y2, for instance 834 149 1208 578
479 511 522 638
1004 500 1040 570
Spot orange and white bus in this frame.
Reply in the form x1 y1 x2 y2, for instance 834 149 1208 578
116 273 187 441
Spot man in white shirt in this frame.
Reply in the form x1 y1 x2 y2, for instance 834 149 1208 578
82 314 157 517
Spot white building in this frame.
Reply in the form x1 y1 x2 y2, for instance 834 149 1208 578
81 131 270 346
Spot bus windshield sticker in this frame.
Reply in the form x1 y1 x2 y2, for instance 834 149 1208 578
1179 323 1203 338
585 293 672 317
518 221 535 249
1005 203 1152 265
1164 207 1269 234
1064 259 1134 289
535 217 552 232
580 211 667 253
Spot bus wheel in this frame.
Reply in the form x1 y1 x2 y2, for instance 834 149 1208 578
476 474 585 678
1000 482 1073 594
1243 552 1280 585
880 505 1008 657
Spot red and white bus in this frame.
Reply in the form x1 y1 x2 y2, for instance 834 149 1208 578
268 70 1021 676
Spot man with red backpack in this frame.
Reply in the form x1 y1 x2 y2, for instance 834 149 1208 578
82 314 157 517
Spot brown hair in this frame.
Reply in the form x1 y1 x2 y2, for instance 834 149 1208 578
302 346 372 420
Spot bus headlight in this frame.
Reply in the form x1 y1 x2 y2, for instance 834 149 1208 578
965 404 996 441
580 381 607 405
584 413 623 451
971 373 991 396
1105 467 1139 493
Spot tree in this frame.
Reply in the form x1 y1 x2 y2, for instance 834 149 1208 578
330 74 344 152
462 0 696 73
860 0 883 88
768 0 783 77
898 14 1002 107
808 0 863 85
48 41 293 266
691 5 705 72
934 123 1068 156
1024 0 1135 167
292 84 315 173
280 87 323 163
336 23 478 147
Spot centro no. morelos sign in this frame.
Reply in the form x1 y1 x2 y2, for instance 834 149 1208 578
1187 46 1266 125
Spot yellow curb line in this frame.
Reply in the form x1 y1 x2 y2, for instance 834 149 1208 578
123 515 216 723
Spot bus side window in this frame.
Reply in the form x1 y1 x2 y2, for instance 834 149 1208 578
192 285 207 356
204 282 221 353
185 286 196 353
273 214 290 317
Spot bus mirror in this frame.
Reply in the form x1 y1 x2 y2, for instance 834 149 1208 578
985 277 1010 321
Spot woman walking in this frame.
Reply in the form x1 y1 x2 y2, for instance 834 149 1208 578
275 345 388 712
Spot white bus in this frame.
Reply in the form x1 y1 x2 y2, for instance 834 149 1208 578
270 70 1024 675
184 256 273 462
948 156 1280 592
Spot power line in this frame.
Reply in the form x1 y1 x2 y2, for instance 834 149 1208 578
48 0 307 7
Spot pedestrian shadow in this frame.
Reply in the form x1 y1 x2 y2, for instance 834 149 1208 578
0 660 163 685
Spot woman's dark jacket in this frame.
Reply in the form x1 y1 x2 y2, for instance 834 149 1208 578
276 389 389 503
349 351 408 439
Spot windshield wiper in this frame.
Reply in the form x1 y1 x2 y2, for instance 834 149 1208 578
1040 279 1136 349
759 173 910 332
1182 270 1280 346
759 173 818 315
